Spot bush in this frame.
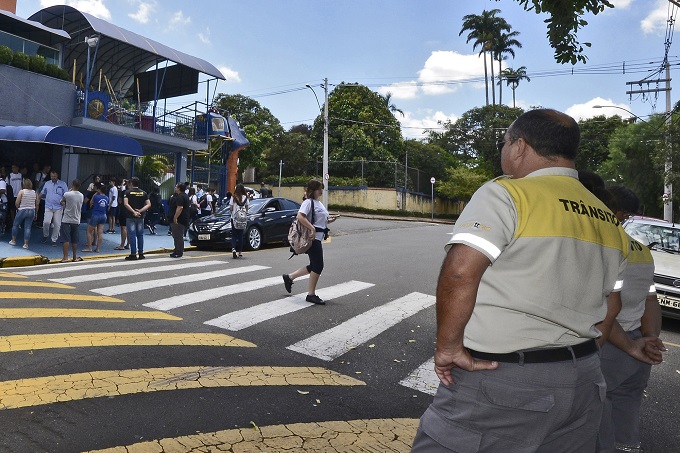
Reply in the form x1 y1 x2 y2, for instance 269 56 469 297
10 52 29 70
56 67 70 81
0 46 12 65
29 54 46 74
45 63 60 78
280 175 364 187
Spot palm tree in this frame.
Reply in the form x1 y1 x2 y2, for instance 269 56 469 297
459 9 510 106
493 30 522 105
500 66 530 108
384 92 404 117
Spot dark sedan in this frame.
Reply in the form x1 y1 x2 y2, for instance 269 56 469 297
188 197 301 250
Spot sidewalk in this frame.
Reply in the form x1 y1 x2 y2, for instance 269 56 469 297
0 221 185 267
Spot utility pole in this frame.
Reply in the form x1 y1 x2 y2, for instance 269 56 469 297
323 78 329 208
626 71 673 221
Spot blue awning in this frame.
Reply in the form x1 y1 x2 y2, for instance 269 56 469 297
0 125 143 156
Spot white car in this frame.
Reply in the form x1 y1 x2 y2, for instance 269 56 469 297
623 216 680 319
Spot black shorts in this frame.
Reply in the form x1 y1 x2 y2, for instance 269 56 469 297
305 239 324 275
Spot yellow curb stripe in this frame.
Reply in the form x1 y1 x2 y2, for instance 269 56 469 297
0 332 256 352
0 281 74 289
0 308 181 320
0 292 122 302
0 366 365 410
0 272 27 279
85 418 418 453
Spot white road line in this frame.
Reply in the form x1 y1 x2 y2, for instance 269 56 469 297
50 260 225 284
15 256 177 276
144 275 309 311
204 281 375 331
92 265 270 296
399 357 439 396
287 292 436 361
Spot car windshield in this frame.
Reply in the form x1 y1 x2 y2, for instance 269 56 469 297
624 221 680 253
215 198 267 216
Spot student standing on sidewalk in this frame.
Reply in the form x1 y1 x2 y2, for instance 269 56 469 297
122 177 150 261
40 170 68 246
59 179 84 262
9 178 39 249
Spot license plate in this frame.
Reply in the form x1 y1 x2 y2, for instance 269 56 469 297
658 294 680 309
198 234 211 241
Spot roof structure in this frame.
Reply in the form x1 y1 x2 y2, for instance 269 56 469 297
0 9 70 45
28 5 224 101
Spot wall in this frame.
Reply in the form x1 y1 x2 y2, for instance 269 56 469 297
0 64 75 127
270 185 465 216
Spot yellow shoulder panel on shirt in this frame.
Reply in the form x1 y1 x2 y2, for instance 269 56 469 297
495 175 629 254
627 239 654 265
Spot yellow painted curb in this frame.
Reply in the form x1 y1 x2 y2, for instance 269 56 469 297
0 255 49 268
0 366 365 410
85 418 418 452
0 308 181 320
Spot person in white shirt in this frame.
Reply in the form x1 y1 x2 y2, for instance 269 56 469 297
8 164 22 222
107 179 118 234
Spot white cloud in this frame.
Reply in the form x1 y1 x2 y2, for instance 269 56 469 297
198 27 211 44
169 10 191 26
377 82 419 100
376 50 487 100
608 0 633 9
565 97 634 121
399 110 458 139
641 0 668 35
217 65 241 83
40 0 111 20
129 1 155 24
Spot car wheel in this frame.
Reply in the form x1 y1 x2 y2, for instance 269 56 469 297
246 226 262 251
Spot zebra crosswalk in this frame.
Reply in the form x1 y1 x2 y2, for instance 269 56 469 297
3 255 441 397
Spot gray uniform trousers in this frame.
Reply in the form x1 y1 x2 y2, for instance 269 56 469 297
411 353 605 453
597 329 651 453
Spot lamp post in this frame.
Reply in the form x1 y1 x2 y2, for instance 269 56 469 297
305 79 329 207
593 105 672 222
84 35 99 118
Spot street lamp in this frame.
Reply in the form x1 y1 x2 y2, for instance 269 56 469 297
593 105 673 222
305 79 329 207
83 35 99 119
592 105 646 123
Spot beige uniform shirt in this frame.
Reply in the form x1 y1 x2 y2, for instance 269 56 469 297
446 167 629 353
618 237 656 332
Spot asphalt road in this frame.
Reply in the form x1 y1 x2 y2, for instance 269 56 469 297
0 217 677 452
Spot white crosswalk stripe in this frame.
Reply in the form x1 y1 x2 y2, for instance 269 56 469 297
204 280 375 331
144 275 309 311
13 256 173 276
50 260 225 284
287 292 436 361
92 265 270 296
399 357 439 396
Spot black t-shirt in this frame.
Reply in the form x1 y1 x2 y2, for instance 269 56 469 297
123 187 148 218
149 192 162 214
169 192 190 226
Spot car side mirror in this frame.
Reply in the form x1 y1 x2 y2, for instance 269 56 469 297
264 207 276 213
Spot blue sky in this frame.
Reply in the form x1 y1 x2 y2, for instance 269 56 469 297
15 0 678 138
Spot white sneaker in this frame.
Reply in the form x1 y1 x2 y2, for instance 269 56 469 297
22 244 28 249
8 240 16 246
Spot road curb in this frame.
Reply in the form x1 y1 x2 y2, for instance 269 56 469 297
0 255 50 268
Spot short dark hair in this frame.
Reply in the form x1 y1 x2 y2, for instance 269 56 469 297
129 176 140 187
177 183 186 192
71 179 81 189
508 109 580 160
578 170 615 211
608 186 640 215
305 178 324 199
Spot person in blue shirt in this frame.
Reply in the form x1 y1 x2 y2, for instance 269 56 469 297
82 183 109 253
40 170 68 246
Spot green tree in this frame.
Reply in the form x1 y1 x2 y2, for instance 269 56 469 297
438 166 493 200
135 154 170 189
309 84 403 185
493 29 522 105
428 104 524 176
576 114 626 171
213 94 285 177
507 0 614 64
500 66 530 108
264 126 313 180
599 116 666 217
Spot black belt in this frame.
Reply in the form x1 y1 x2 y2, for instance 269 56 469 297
468 339 598 364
